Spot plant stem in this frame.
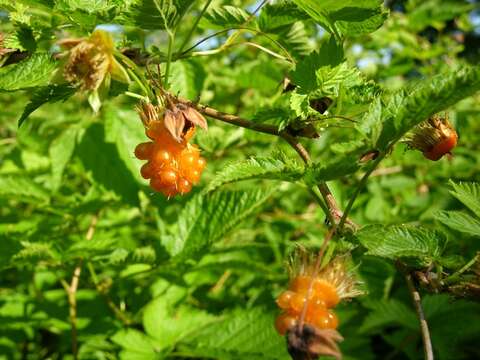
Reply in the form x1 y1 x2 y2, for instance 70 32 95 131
62 214 99 360
338 154 385 231
405 272 434 360
178 0 213 53
164 31 175 89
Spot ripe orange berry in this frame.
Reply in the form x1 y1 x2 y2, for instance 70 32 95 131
134 142 154 160
160 185 178 198
145 121 164 140
275 313 298 336
140 162 155 179
158 169 178 187
312 280 340 308
179 152 198 168
196 157 207 170
276 291 295 310
306 307 338 329
423 133 458 161
177 178 192 194
290 275 312 293
151 149 172 167
184 169 201 184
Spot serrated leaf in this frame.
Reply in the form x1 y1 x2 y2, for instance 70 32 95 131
77 123 139 204
362 66 480 150
258 0 308 31
166 189 274 259
49 125 80 191
356 225 443 265
54 0 115 13
360 299 418 333
111 329 157 356
0 53 57 91
18 84 77 127
3 25 36 52
306 156 360 183
449 181 480 218
201 5 250 29
122 0 192 30
181 308 289 360
435 211 480 237
143 295 216 351
292 0 387 36
0 175 49 202
205 154 304 192
169 59 206 99
290 37 344 93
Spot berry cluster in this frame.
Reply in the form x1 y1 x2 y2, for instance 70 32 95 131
134 121 206 197
275 275 340 336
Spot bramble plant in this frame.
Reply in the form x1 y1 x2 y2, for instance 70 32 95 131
1 0 480 359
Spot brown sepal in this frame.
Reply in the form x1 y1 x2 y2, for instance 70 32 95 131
287 324 343 360
182 106 208 130
164 108 185 142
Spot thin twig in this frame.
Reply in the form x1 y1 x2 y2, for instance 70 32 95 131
63 214 99 360
405 273 434 360
175 96 350 226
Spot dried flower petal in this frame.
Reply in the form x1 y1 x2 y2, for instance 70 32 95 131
182 106 208 130
287 324 343 360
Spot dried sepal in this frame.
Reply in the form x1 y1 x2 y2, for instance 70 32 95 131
137 102 161 126
163 108 185 142
287 324 343 360
181 106 208 130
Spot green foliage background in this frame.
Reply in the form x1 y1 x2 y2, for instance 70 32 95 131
0 0 479 359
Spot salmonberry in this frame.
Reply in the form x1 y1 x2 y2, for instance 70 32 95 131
135 101 207 197
404 113 458 161
274 254 361 337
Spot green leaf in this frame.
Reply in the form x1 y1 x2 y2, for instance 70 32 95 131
305 155 360 183
143 295 216 352
292 0 387 36
49 125 80 191
77 123 139 204
54 0 116 13
205 154 304 192
169 59 206 99
449 181 480 218
111 329 157 357
356 225 443 265
360 299 418 333
3 25 36 52
18 84 76 127
0 175 49 202
201 5 250 29
181 308 289 360
258 0 308 31
0 53 57 92
122 0 192 30
290 37 344 93
166 189 274 259
435 211 480 237
362 66 480 150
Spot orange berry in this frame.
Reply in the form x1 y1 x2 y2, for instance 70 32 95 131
275 313 297 336
177 178 192 194
135 142 154 160
312 280 340 308
151 149 172 167
290 275 312 293
160 185 178 198
276 291 295 310
196 157 207 170
307 308 338 330
184 169 201 184
179 152 198 168
158 169 178 187
145 121 164 140
290 293 307 313
140 162 155 179
423 133 458 161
